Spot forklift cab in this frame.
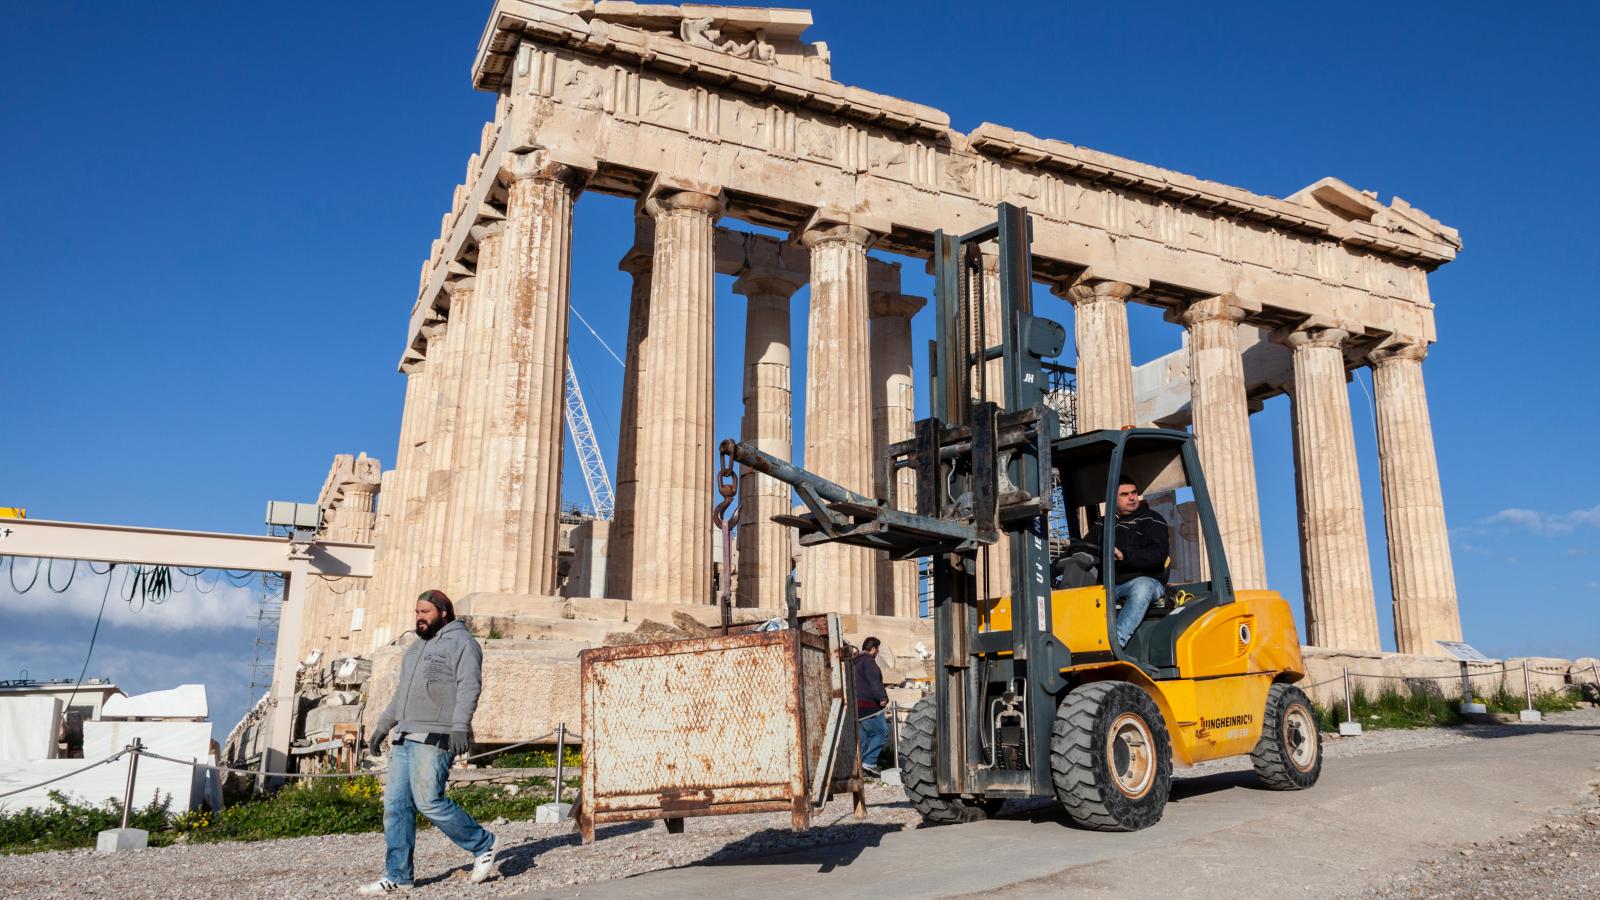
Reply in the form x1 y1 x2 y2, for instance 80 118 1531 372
1050 427 1235 678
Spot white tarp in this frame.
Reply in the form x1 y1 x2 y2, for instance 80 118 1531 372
101 683 208 720
0 696 62 762
0 720 211 813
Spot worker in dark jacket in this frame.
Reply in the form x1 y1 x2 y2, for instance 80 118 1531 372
1059 475 1170 648
854 637 890 777
360 590 498 895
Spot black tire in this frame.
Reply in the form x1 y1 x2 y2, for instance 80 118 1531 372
1250 684 1321 790
898 696 999 826
1050 681 1172 832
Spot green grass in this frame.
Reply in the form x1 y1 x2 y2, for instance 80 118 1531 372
1315 683 1584 732
1 774 580 855
488 747 582 769
0 790 175 855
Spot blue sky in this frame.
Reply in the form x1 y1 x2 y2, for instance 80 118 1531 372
5 1 1597 736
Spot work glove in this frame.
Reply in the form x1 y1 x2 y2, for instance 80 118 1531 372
370 731 389 755
448 730 472 756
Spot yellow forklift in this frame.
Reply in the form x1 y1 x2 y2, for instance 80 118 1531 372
725 204 1319 832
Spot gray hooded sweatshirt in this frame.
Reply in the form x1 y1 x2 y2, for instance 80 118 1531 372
372 619 483 739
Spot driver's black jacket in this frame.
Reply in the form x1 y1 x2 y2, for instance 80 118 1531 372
1082 502 1170 585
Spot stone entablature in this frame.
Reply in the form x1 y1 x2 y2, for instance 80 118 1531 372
402 0 1459 371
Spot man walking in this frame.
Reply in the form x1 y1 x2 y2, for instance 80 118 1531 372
854 636 890 778
359 590 499 895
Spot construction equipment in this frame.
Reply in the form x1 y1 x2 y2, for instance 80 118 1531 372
564 355 615 520
725 203 1319 831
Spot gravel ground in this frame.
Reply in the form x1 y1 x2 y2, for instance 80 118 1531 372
3 712 1594 900
1367 791 1600 898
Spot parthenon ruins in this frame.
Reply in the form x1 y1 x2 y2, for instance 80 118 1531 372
301 0 1466 662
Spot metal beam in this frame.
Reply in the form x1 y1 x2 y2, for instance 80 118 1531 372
0 518 373 577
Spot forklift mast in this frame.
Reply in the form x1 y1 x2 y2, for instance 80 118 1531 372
723 203 1069 799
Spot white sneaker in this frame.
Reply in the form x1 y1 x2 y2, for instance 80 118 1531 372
469 838 500 884
356 879 411 895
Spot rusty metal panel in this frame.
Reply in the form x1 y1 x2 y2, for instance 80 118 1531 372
584 632 802 812
578 614 862 842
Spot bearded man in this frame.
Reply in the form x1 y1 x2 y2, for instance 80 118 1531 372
358 590 498 894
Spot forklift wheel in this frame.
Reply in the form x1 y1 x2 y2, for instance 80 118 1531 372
1250 684 1321 790
899 696 1003 826
1051 681 1172 832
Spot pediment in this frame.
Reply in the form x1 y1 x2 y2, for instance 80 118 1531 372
1289 177 1462 250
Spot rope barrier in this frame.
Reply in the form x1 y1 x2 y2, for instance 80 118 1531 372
0 750 129 799
135 730 564 782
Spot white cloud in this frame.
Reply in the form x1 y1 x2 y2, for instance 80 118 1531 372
1483 504 1600 537
0 558 263 632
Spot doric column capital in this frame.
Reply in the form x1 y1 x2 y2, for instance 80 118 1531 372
646 187 726 219
470 220 505 244
1057 277 1136 306
501 150 589 191
869 292 926 320
1274 323 1351 352
618 214 655 277
797 208 888 250
1366 338 1430 367
1172 295 1254 328
732 272 804 301
443 277 475 299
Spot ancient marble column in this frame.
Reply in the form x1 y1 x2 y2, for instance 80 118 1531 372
442 222 504 593
1059 279 1137 431
417 280 471 591
1278 325 1380 651
394 343 438 634
628 187 723 604
799 220 877 615
1368 341 1462 654
1176 297 1267 589
472 153 584 596
605 216 653 601
370 357 428 647
870 290 924 618
734 269 801 609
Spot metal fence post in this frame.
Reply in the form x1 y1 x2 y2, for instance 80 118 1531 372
1338 668 1362 736
888 701 900 768
553 722 567 807
1520 663 1543 722
119 739 144 830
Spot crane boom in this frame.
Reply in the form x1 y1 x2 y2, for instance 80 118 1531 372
565 355 615 520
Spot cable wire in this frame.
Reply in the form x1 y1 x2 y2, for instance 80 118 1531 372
62 565 116 715
0 750 128 799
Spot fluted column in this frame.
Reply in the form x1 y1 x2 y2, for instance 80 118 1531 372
393 342 438 635
605 216 653 601
734 271 801 609
417 280 471 590
629 188 723 604
870 290 924 617
1278 325 1380 651
799 220 877 615
442 222 505 592
370 358 428 647
1369 341 1462 654
1176 297 1266 588
472 154 585 596
1058 279 1137 431
326 476 379 656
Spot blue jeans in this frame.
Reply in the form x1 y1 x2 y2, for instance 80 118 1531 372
1114 577 1164 648
858 709 889 770
383 739 494 885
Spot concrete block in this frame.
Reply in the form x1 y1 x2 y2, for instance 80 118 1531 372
1458 702 1487 714
1338 722 1363 736
878 768 903 786
96 828 147 852
535 801 573 823
1519 709 1543 723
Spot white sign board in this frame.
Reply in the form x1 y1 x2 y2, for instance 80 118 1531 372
1435 640 1495 664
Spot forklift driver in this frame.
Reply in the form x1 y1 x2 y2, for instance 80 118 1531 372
1052 474 1170 648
